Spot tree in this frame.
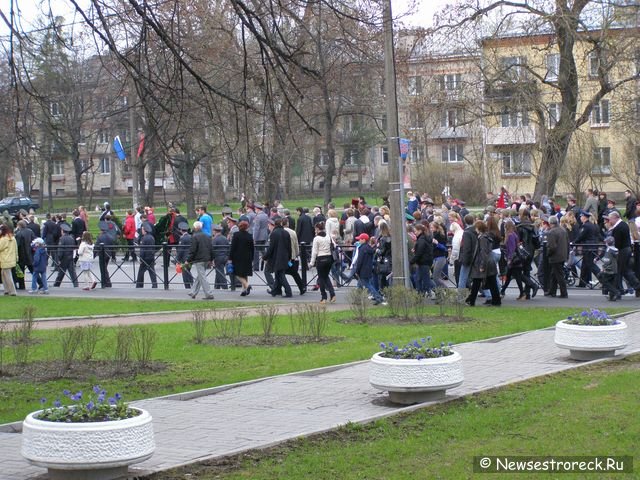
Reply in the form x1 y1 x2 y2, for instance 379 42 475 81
437 0 640 200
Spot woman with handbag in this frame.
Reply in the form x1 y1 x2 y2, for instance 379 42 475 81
375 220 392 291
309 222 335 304
466 220 501 307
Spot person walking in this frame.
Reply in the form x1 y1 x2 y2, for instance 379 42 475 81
228 218 255 296
252 203 269 271
458 214 477 290
185 221 214 300
573 211 602 287
282 217 306 295
263 217 293 297
77 231 97 290
30 238 49 294
136 223 158 289
176 222 193 289
14 220 34 291
212 225 229 289
0 224 18 296
309 222 335 304
122 210 137 261
466 221 501 306
605 210 640 296
545 216 569 298
53 224 79 288
409 223 435 297
599 236 620 301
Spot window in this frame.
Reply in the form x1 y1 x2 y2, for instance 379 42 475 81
410 144 425 164
546 54 560 82
408 76 422 95
379 77 385 96
53 159 65 175
379 114 387 132
95 97 106 113
589 52 600 78
501 107 529 127
501 151 531 175
318 150 329 167
409 111 423 129
592 147 611 174
548 103 560 128
438 73 462 91
591 100 610 126
345 149 359 165
441 144 464 163
440 108 464 128
50 102 60 117
98 130 109 144
381 146 389 165
99 157 110 174
500 56 527 81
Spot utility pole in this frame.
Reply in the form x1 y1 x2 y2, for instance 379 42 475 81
383 0 411 288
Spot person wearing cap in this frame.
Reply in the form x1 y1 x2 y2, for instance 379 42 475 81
544 215 569 298
175 222 193 289
185 221 214 299
605 210 640 296
599 236 620 300
136 222 158 289
122 210 137 262
0 224 18 296
212 225 229 290
353 233 385 305
263 217 293 297
95 221 115 288
30 237 49 294
53 223 78 288
309 222 335 303
196 205 213 237
252 203 269 272
573 211 602 287
225 216 239 242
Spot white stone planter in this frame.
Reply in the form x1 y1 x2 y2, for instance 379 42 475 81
369 350 464 405
21 407 155 480
554 319 628 361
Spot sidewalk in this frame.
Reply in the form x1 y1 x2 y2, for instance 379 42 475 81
1 312 639 479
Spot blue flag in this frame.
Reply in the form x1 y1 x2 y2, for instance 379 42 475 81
113 136 126 161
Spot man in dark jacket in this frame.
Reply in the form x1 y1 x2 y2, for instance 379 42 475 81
545 216 569 298
185 220 214 299
96 221 115 288
573 211 602 287
624 190 637 221
295 207 314 244
263 217 293 297
458 214 477 290
136 223 158 288
354 233 385 304
175 222 193 289
410 224 435 295
71 209 87 245
212 224 229 289
53 224 78 288
606 211 640 296
42 213 61 269
15 220 34 290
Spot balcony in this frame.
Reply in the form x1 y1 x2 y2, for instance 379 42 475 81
430 127 470 140
485 126 537 146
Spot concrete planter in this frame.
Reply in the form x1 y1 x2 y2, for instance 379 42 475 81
21 407 154 480
369 350 464 405
554 320 628 361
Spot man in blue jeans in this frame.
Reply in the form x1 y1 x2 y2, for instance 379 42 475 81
458 214 477 291
353 233 385 305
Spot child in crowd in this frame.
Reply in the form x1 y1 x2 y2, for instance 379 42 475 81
30 238 49 294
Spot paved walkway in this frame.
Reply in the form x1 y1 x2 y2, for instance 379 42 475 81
1 312 639 479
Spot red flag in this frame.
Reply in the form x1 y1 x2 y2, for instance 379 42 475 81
137 132 145 159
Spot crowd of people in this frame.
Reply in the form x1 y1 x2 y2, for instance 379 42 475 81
1 187 640 306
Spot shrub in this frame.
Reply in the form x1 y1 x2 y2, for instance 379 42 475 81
113 325 133 369
296 304 328 340
258 305 278 340
79 323 104 361
58 327 83 372
191 310 208 344
211 310 244 339
348 288 370 323
385 285 422 321
131 326 157 367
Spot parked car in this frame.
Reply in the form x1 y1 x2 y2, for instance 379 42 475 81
0 197 40 215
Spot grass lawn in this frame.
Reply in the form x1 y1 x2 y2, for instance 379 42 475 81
0 305 632 425
0 297 245 320
148 354 639 479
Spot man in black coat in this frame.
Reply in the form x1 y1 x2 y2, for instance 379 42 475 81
545 216 569 298
263 217 292 297
212 224 230 289
96 221 115 288
70 209 87 245
42 213 61 269
295 207 314 244
175 222 193 289
573 211 602 287
605 211 640 296
136 223 158 288
25 214 41 238
15 220 34 290
53 224 78 288
458 214 477 290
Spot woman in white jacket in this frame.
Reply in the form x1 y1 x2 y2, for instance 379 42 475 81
77 231 97 290
449 222 464 287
